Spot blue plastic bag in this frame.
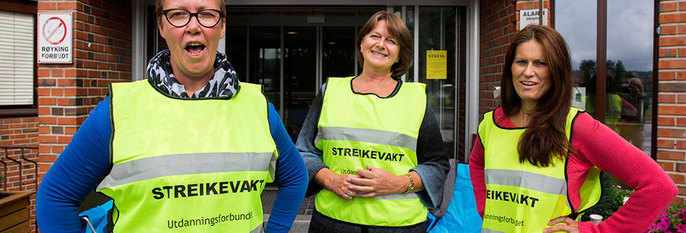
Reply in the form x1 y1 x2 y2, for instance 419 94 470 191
427 163 482 233
79 200 112 233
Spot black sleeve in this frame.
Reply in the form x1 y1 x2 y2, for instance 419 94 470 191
295 90 327 197
412 103 451 208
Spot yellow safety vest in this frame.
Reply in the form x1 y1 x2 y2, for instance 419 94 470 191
479 107 601 233
605 94 622 125
584 94 622 133
314 76 427 226
97 80 277 233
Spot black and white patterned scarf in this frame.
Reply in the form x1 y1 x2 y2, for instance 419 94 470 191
146 49 240 98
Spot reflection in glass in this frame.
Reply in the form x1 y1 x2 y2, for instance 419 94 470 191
607 0 653 153
558 0 653 155
556 0 597 115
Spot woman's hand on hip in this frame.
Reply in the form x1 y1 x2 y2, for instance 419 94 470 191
347 165 406 198
542 216 579 233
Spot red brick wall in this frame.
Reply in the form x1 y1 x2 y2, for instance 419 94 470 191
0 117 39 191
37 0 132 176
0 117 39 146
31 1 131 232
657 0 686 202
480 0 515 115
479 0 550 116
1 117 39 232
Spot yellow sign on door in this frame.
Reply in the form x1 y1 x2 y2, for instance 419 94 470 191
426 50 447 79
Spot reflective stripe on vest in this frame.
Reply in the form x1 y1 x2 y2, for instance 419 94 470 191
482 229 508 233
314 76 427 226
480 107 600 233
315 127 418 153
99 80 276 233
97 152 276 190
485 169 568 197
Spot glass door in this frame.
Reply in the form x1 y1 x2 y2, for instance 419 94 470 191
283 27 317 139
224 6 467 157
283 26 359 139
227 25 357 140
225 7 378 140
322 26 357 82
224 26 284 111
407 6 466 161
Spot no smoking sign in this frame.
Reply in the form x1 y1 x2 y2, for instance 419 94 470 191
38 13 72 64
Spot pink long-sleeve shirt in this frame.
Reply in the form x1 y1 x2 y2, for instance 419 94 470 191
469 108 677 233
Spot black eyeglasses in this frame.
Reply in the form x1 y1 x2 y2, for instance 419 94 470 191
162 8 223 28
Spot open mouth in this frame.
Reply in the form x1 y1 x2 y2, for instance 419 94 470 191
520 81 537 87
185 42 206 56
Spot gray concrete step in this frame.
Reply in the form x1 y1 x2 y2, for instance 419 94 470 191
261 185 314 233
263 213 312 233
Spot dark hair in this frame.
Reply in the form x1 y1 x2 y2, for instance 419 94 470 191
356 11 413 79
500 24 575 167
156 0 227 24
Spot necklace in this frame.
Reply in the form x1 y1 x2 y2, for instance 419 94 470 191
356 77 391 93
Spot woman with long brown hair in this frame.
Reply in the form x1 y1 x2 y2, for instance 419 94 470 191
469 24 676 232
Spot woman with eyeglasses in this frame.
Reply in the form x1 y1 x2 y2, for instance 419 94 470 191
36 0 307 232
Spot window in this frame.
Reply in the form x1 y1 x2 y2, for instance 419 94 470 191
0 11 34 106
0 1 37 117
556 0 655 156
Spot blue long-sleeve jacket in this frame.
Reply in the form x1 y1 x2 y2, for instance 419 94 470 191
36 97 308 233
